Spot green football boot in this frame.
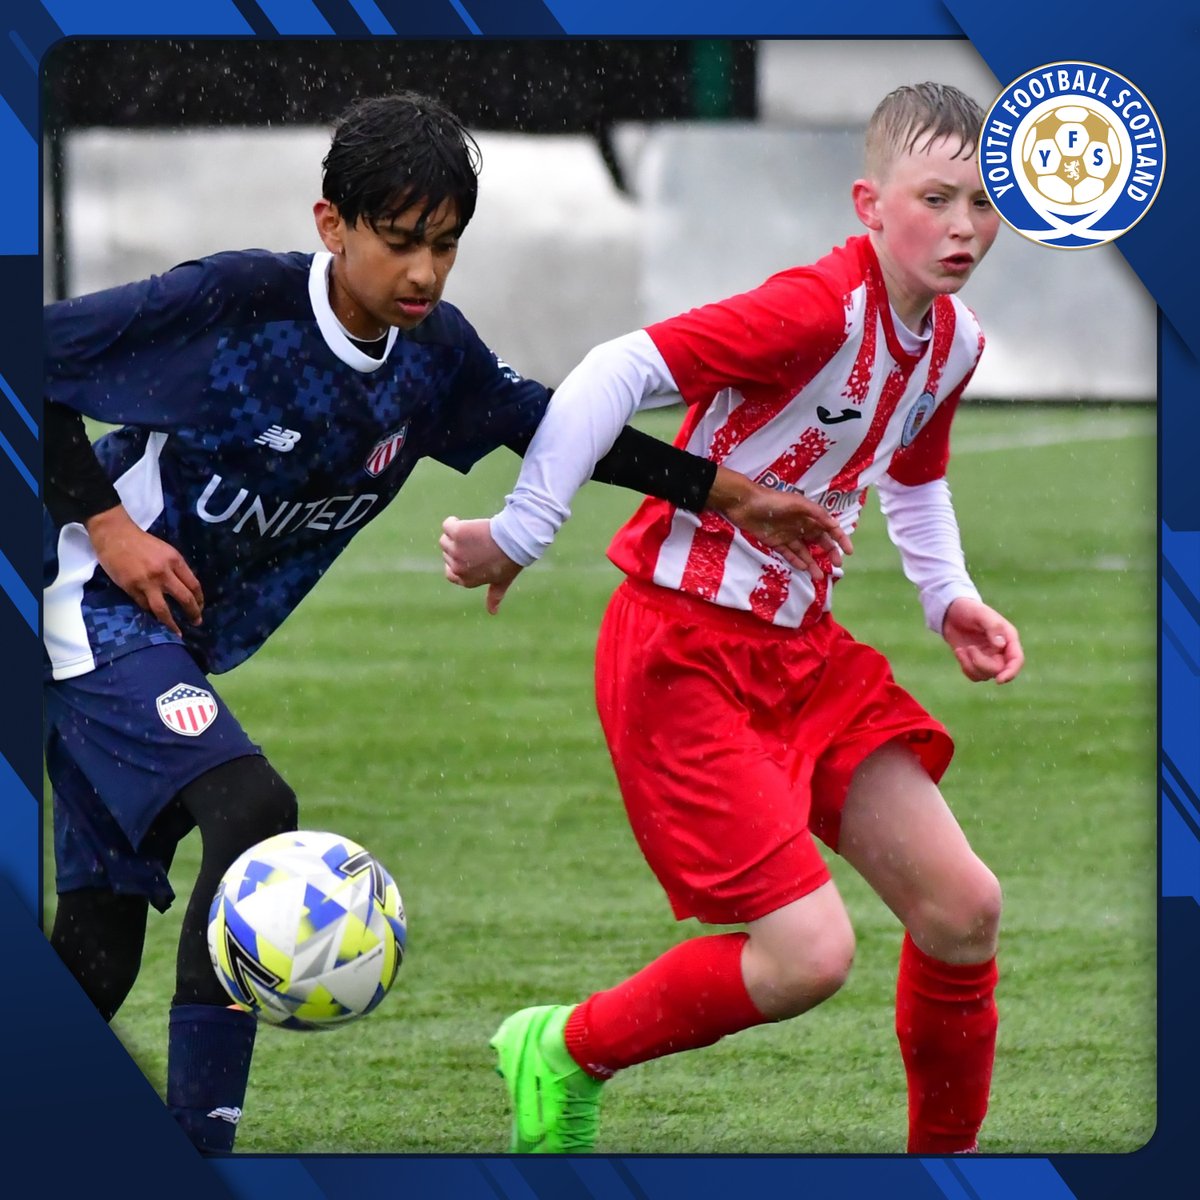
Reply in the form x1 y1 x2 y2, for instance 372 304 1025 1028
490 1004 605 1153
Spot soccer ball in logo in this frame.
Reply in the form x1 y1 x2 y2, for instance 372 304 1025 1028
207 830 406 1030
1021 104 1122 207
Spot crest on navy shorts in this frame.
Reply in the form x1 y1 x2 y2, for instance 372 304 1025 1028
157 683 219 737
901 392 936 447
365 423 409 477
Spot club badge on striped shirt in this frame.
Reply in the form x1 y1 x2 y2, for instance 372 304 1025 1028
901 391 936 447
156 683 218 737
365 423 410 477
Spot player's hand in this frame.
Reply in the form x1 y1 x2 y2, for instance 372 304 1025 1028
85 504 203 636
706 466 853 582
942 597 1024 684
440 516 524 615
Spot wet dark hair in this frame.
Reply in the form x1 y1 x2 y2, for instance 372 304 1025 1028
321 91 482 235
865 82 986 178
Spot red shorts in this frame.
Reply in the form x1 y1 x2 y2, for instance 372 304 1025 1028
594 579 954 925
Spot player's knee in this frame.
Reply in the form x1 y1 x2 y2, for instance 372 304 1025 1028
180 755 298 863
241 758 299 841
794 926 856 1008
912 860 1002 960
751 924 856 1019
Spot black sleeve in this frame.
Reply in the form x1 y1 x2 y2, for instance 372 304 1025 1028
589 424 716 513
504 392 717 515
43 400 120 527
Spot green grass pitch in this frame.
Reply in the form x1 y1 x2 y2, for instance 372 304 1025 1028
43 403 1157 1154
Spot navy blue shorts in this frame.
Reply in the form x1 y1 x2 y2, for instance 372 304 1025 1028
45 644 260 912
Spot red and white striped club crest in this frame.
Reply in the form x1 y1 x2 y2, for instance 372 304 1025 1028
156 683 219 737
365 424 409 477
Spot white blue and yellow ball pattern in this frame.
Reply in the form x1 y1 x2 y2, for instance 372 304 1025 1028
207 830 406 1031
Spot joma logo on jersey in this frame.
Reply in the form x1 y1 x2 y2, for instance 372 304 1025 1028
196 474 380 536
255 425 302 452
365 424 409 477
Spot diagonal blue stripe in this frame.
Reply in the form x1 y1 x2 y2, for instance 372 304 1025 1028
1163 619 1200 677
1164 621 1200 677
1162 556 1200 629
922 1160 979 1200
1163 754 1200 834
0 429 37 493
256 0 334 32
227 0 277 33
371 0 471 34
609 1161 654 1200
952 1159 1079 1200
0 370 37 435
447 0 483 33
8 30 37 72
310 0 371 33
0 42 37 136
343 0 393 32
1163 776 1200 841
464 0 564 33
0 754 37 918
212 1158 333 1200
0 545 38 633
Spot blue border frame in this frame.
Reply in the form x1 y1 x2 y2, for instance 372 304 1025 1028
3 3 1192 1197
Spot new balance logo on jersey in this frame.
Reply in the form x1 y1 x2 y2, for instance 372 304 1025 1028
207 1107 242 1126
156 683 218 736
494 355 522 384
254 425 302 452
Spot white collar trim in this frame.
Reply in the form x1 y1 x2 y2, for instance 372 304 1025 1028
890 302 932 353
308 252 399 372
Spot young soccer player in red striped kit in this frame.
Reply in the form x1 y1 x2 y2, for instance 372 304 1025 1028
441 81 1024 1155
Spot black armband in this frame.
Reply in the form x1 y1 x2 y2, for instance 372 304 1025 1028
43 400 121 527
591 424 717 514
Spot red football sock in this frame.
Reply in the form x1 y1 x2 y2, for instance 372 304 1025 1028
563 932 768 1079
896 931 999 1154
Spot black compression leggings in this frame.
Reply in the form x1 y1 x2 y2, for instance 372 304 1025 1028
50 755 298 1021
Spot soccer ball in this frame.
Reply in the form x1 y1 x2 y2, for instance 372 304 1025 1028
1021 104 1122 207
207 830 406 1031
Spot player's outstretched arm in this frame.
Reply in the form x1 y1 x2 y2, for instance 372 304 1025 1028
440 465 855 613
706 467 852 581
941 597 1024 684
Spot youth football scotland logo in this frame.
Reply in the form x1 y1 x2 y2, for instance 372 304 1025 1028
980 63 1165 248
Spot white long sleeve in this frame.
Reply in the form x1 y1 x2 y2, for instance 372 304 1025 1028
489 330 679 566
875 474 981 634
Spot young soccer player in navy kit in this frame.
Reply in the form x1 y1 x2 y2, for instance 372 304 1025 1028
442 82 1024 1154
43 91 846 1154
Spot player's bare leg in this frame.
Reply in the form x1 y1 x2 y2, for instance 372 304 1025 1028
838 739 1002 1153
741 879 856 1019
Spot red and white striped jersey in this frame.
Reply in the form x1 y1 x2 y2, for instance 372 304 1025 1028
608 235 985 629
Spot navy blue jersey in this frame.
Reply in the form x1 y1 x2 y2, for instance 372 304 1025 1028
44 249 549 679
